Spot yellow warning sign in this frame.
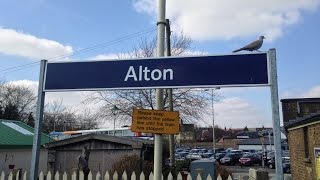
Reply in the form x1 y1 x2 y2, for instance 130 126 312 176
315 148 320 180
132 109 180 134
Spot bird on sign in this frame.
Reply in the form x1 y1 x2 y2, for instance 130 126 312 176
232 36 265 53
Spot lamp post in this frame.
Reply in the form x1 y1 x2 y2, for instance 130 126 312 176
111 105 119 136
210 89 216 159
205 88 220 159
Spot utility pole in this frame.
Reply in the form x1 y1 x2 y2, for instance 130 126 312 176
165 19 175 167
155 0 166 180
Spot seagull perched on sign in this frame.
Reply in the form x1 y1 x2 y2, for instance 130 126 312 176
232 36 265 53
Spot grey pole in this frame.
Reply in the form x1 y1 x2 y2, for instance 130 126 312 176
269 48 284 180
211 89 216 159
165 18 175 167
269 131 272 151
30 60 47 180
154 0 166 180
113 118 116 136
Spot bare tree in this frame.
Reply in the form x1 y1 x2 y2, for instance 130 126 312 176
43 100 100 133
0 81 36 121
84 32 217 125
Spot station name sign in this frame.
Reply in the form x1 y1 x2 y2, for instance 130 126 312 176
131 109 180 134
44 53 269 91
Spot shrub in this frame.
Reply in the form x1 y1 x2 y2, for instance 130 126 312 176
111 154 153 178
215 163 233 180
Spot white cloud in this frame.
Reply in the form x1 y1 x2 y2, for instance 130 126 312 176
0 28 73 60
206 97 271 128
88 52 132 60
133 0 320 41
8 79 38 92
282 85 320 98
303 85 320 97
90 49 208 61
89 54 120 60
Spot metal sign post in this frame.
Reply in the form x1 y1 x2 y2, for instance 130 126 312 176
30 60 47 180
269 48 284 180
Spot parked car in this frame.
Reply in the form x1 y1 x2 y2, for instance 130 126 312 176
207 148 225 154
220 153 242 165
283 162 291 174
239 153 261 166
186 153 202 160
210 152 226 163
242 149 257 154
175 152 189 160
267 157 291 174
202 152 213 158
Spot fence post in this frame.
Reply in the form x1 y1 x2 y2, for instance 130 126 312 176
0 171 5 180
139 172 145 180
131 172 136 180
71 171 77 180
148 172 153 180
54 171 60 180
39 172 44 180
62 172 68 180
96 171 101 180
186 173 192 180
206 174 212 180
112 171 118 180
87 172 92 180
104 171 110 180
121 171 127 180
23 172 27 180
217 175 222 180
46 171 52 180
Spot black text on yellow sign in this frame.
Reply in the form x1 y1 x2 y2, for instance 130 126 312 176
131 109 180 134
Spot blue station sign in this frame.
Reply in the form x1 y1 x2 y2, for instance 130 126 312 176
44 53 269 91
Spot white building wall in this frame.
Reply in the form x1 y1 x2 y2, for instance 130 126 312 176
238 145 275 151
0 149 48 173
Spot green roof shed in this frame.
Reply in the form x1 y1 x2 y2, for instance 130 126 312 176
0 119 50 149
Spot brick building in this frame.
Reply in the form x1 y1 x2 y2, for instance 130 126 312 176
285 112 320 180
282 98 320 180
281 98 320 126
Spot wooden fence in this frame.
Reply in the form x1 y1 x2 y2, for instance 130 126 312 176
0 170 235 180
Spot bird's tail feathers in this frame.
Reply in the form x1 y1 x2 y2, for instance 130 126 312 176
232 48 242 53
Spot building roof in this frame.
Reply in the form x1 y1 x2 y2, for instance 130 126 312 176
281 97 320 102
236 131 261 138
0 119 51 149
284 112 320 130
237 138 274 145
46 133 153 149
